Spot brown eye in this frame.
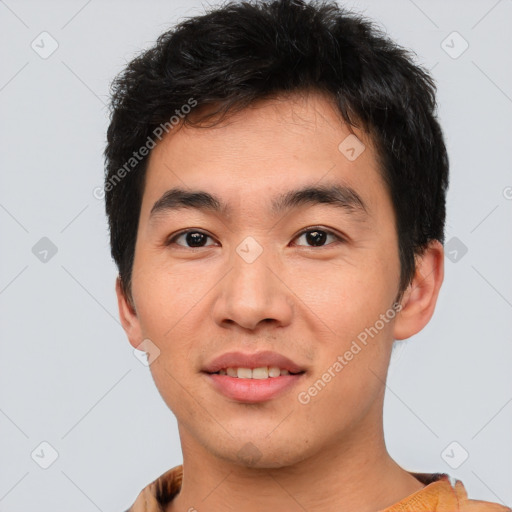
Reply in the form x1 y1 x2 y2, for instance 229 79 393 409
293 228 344 247
167 230 216 248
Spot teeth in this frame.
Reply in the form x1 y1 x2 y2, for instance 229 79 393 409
268 367 281 378
237 367 252 379
252 367 268 379
216 366 296 379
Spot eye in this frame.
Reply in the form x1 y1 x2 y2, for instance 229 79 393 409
166 229 217 248
293 227 345 247
165 227 345 249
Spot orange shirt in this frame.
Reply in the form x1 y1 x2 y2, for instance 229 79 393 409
125 465 511 512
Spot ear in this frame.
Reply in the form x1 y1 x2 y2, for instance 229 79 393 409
115 276 143 349
393 240 444 340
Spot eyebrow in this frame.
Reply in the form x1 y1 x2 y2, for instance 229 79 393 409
149 183 368 221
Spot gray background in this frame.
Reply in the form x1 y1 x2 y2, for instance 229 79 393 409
1 0 511 510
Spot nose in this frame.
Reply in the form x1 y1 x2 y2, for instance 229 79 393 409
211 248 294 331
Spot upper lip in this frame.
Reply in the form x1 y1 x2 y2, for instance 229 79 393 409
202 350 305 374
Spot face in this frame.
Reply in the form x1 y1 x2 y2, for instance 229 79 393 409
121 91 405 468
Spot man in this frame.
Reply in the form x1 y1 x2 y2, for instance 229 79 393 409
103 0 510 510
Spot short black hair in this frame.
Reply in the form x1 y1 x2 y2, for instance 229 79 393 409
104 0 449 304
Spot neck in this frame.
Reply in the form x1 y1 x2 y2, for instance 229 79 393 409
166 418 424 512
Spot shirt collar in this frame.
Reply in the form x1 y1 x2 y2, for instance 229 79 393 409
126 466 464 512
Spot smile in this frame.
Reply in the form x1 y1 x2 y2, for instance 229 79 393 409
212 367 304 379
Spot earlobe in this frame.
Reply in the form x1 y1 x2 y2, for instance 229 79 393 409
115 276 143 349
393 240 444 340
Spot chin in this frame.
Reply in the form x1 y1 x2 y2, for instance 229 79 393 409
206 435 313 470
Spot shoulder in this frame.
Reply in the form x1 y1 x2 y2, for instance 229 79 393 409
124 465 183 512
382 472 511 512
453 479 511 512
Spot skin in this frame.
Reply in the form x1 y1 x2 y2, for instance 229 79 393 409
117 90 444 512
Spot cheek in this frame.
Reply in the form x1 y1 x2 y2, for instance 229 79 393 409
291 259 397 404
131 260 208 339
289 256 397 332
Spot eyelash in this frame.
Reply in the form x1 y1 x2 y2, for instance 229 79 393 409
165 227 346 249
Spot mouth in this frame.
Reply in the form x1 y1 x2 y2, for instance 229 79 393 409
201 350 307 403
207 366 306 379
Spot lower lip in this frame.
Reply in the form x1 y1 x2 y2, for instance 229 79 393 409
204 373 305 403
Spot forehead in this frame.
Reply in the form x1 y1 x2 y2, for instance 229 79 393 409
141 91 386 219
